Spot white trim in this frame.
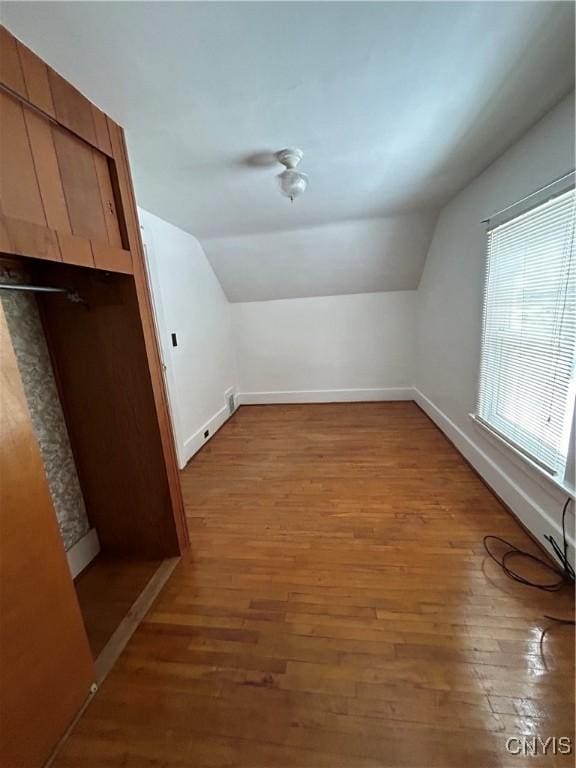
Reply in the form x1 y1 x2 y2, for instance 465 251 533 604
181 404 232 467
485 170 575 230
413 388 574 566
469 413 573 495
237 387 414 405
67 528 100 579
139 224 185 469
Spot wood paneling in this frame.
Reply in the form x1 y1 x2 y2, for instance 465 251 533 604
107 117 189 552
91 104 112 157
16 39 55 117
36 263 181 558
93 152 122 247
91 241 132 273
57 231 94 267
0 83 124 262
0 25 27 98
0 33 181 544
1 27 111 158
0 215 61 261
0 91 46 225
23 107 72 233
0 303 94 768
52 127 108 243
51 403 575 768
48 68 97 147
0 90 125 267
1 26 110 158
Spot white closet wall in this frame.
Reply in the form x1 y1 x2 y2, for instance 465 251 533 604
138 208 238 467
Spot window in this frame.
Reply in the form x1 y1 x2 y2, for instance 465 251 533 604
476 176 576 479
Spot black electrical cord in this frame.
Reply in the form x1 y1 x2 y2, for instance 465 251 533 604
483 497 575 625
544 497 575 582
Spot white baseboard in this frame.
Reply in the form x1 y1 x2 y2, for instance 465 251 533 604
237 387 414 405
67 528 100 579
413 387 574 565
181 404 233 467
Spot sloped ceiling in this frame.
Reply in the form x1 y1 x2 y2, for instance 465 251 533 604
203 213 438 302
4 2 575 301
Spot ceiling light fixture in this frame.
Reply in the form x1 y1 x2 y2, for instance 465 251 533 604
276 148 308 202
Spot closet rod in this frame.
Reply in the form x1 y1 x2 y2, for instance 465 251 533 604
0 284 68 294
0 284 84 303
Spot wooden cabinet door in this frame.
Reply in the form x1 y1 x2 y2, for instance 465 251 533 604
0 87 125 270
0 303 94 768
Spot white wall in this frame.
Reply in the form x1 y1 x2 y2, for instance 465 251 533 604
233 291 416 403
415 92 575 559
139 208 238 467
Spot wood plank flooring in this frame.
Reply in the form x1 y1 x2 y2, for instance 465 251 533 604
53 403 575 767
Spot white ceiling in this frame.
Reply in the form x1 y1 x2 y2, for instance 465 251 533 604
4 1 574 301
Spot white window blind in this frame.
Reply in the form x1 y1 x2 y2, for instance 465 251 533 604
477 183 576 477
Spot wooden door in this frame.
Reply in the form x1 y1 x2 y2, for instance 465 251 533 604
0 87 127 271
0 303 94 768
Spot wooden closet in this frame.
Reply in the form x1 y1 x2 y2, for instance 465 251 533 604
0 26 189 767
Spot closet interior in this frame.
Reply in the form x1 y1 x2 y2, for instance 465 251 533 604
1 256 172 658
1 254 177 652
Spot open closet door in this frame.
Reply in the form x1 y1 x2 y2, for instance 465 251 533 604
0 303 94 768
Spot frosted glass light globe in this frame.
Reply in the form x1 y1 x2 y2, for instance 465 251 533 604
278 169 308 202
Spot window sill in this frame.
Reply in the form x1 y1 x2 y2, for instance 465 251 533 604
468 414 574 500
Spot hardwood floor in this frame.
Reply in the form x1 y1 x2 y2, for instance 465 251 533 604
53 403 575 767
